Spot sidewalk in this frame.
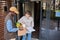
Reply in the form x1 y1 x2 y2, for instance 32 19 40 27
32 38 39 40
10 38 39 40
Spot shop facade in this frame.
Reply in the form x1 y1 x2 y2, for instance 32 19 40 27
0 0 60 40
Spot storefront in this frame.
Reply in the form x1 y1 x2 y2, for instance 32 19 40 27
0 0 60 40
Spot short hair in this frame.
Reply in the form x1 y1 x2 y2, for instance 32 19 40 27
24 10 32 16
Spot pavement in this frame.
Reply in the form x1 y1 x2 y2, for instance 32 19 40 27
40 27 60 40
9 27 60 40
10 38 39 40
32 38 39 40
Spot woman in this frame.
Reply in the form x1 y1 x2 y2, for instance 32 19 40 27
18 10 35 40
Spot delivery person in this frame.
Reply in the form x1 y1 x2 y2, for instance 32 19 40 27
4 7 19 40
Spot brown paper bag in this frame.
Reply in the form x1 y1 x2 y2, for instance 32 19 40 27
18 28 27 36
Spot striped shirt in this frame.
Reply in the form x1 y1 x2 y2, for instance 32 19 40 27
18 16 34 28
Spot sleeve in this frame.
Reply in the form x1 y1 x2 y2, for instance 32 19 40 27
6 20 19 32
31 18 34 27
18 16 24 23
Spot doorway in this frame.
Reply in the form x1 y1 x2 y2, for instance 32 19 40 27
33 1 41 38
18 1 41 39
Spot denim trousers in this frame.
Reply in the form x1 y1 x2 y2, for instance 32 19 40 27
17 33 32 40
22 33 32 40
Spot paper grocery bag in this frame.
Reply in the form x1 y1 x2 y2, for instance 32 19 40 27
18 28 27 36
10 38 16 40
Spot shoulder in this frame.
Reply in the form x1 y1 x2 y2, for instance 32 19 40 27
30 17 33 19
5 13 10 19
30 17 33 20
5 15 10 22
21 16 25 18
20 16 26 19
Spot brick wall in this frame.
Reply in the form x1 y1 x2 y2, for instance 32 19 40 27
0 1 7 40
0 0 13 40
0 4 6 40
0 13 5 40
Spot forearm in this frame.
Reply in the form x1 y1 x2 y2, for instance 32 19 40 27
9 28 19 32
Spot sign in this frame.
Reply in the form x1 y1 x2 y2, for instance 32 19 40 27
55 10 60 17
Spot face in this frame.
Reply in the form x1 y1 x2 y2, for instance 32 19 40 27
25 13 30 18
11 11 16 16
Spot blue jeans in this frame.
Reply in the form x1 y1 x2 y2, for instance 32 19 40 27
22 33 32 40
17 36 20 40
